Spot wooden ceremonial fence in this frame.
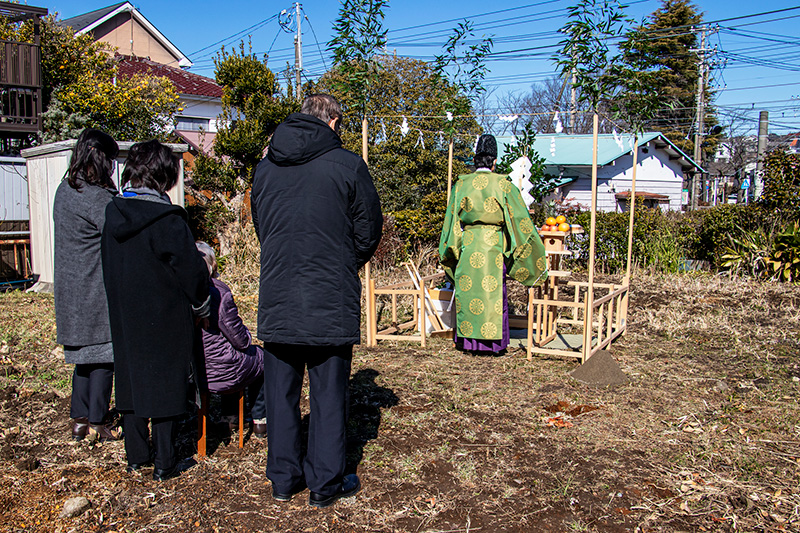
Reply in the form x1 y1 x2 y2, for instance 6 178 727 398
362 112 639 364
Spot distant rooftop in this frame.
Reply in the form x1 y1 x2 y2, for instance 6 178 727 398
117 55 222 99
59 2 191 68
60 2 125 32
496 132 704 173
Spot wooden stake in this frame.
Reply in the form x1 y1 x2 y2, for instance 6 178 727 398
361 117 373 345
447 138 454 204
624 134 638 284
361 117 369 164
583 114 599 363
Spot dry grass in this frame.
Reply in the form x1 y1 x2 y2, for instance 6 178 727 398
0 233 799 531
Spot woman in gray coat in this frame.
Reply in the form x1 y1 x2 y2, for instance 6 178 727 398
53 129 122 442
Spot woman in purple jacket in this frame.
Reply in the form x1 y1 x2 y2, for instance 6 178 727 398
196 242 266 436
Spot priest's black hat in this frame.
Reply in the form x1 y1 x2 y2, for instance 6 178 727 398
80 128 119 160
475 134 497 159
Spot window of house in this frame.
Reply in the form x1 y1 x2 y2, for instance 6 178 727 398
175 116 210 131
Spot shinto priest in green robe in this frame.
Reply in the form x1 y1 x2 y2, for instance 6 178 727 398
439 140 548 351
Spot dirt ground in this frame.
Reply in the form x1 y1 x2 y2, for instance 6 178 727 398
1 271 799 532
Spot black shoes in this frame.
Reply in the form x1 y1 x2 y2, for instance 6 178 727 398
152 458 196 481
272 479 307 502
253 422 267 439
309 474 361 508
152 465 179 481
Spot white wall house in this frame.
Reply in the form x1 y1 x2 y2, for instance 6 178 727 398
497 132 704 212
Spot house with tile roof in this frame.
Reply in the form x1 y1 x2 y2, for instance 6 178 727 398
61 2 191 68
116 55 221 153
61 3 222 154
497 132 704 212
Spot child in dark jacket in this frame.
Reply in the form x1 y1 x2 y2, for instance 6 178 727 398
196 242 266 436
102 140 210 481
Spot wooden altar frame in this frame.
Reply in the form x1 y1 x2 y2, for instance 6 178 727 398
362 114 640 362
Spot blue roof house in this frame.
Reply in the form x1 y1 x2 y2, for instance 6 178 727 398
496 133 704 212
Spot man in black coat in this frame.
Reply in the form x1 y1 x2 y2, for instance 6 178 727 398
251 94 382 508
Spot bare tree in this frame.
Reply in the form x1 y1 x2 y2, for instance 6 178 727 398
472 87 499 134
499 76 596 135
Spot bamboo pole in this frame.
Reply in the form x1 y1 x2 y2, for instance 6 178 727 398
624 134 639 284
362 117 374 346
582 113 599 363
446 137 454 204
362 117 369 165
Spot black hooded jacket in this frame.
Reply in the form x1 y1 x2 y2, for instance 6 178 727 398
250 113 383 345
102 197 209 418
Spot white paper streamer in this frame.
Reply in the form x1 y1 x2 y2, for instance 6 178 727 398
554 111 564 133
446 111 453 121
379 119 387 143
414 129 425 149
499 114 519 123
400 116 409 137
550 136 556 157
613 129 624 150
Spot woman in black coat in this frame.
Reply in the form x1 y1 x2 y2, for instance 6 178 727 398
102 140 209 481
53 129 122 442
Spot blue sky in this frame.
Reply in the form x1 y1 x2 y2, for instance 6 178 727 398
52 0 800 135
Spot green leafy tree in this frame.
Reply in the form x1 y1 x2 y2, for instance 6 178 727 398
313 55 481 245
760 149 800 223
617 0 719 155
555 0 629 113
189 41 299 244
327 0 389 120
0 14 181 143
432 20 493 124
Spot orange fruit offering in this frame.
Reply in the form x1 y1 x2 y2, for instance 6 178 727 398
545 216 557 226
557 222 570 232
555 215 567 224
540 225 550 232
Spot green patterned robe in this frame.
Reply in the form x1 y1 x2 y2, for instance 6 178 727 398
438 171 548 340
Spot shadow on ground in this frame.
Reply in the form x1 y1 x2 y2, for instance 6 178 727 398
346 368 399 472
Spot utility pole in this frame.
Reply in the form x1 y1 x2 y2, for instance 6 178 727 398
691 26 707 211
755 111 768 201
294 2 303 96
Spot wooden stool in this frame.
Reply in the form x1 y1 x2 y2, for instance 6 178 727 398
197 388 245 458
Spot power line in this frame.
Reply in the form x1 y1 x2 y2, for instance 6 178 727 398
188 15 278 59
301 8 328 72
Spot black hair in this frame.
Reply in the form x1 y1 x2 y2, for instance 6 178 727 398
121 140 179 194
67 129 119 191
474 154 496 170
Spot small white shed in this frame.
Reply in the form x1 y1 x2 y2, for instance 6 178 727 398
21 140 188 291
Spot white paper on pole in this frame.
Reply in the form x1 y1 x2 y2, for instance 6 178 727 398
554 111 564 133
613 129 624 150
400 116 409 137
508 156 534 206
521 189 536 206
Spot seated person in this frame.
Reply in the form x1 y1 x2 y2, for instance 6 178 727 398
196 241 266 437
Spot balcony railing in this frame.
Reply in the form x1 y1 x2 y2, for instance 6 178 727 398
0 41 41 134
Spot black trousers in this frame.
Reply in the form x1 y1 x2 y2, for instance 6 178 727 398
122 414 178 470
263 343 352 497
70 363 114 424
